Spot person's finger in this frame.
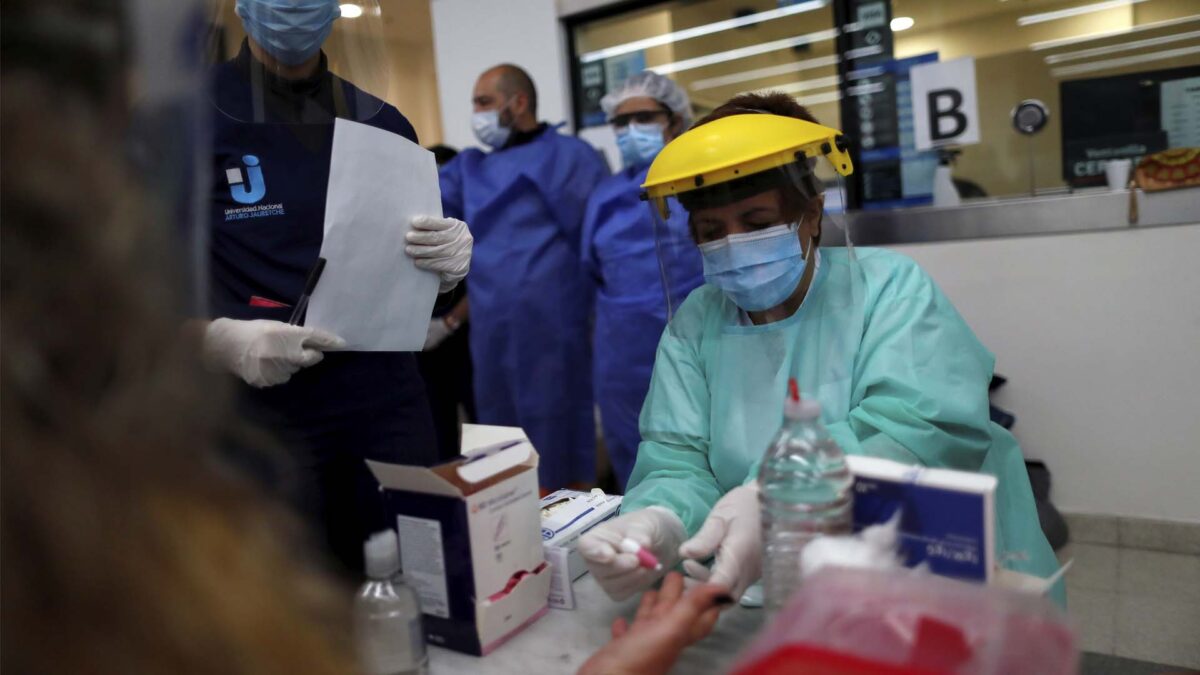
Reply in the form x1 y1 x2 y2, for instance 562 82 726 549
410 257 457 275
666 585 730 642
295 347 325 369
679 513 727 560
688 606 722 643
633 588 658 624
410 215 453 231
407 241 463 263
680 584 732 613
591 553 641 579
610 617 628 639
578 528 624 564
299 328 346 350
705 556 744 596
682 559 711 581
655 571 686 608
405 228 457 246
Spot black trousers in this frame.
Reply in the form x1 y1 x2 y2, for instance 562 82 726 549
416 324 476 463
233 351 437 578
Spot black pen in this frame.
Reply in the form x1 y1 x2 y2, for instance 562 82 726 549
288 257 327 325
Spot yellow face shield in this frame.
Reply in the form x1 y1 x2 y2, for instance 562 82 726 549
642 113 855 319
641 113 853 219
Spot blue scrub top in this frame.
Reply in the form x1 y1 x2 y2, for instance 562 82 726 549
581 164 703 486
439 126 610 488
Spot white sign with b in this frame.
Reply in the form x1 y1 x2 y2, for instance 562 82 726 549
910 57 981 151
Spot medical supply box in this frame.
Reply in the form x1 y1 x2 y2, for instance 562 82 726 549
539 489 622 609
366 425 549 656
847 455 996 583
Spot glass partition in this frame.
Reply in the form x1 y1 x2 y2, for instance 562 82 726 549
881 0 1199 205
567 0 1199 215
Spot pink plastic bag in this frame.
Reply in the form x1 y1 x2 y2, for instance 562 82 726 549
731 568 1077 675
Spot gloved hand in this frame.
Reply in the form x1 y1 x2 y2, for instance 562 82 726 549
202 318 345 388
578 506 686 601
678 482 762 600
423 317 454 351
406 215 472 293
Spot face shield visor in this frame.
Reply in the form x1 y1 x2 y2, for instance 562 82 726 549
206 0 393 124
642 115 855 322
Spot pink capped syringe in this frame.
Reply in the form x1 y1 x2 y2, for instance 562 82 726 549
620 538 663 571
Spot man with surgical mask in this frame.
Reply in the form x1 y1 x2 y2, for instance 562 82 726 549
439 64 609 493
202 0 473 574
580 72 704 489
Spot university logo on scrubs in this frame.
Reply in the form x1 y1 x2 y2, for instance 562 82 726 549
223 155 284 222
227 154 267 204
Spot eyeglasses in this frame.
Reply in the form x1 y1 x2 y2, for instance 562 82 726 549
610 109 671 129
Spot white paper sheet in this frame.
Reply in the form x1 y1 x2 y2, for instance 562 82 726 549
305 118 441 351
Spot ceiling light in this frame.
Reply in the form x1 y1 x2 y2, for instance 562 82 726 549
690 54 840 91
1050 44 1200 77
339 3 363 19
1044 29 1200 63
1030 14 1200 50
649 28 840 75
890 16 915 31
579 0 829 64
1018 0 1147 27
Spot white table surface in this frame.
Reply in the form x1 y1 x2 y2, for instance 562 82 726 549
428 575 767 675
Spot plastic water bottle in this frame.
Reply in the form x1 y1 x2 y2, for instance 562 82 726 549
758 379 853 613
355 530 428 675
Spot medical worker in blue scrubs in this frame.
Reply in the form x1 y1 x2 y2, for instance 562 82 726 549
582 72 703 490
440 64 609 492
201 0 473 574
579 93 1063 605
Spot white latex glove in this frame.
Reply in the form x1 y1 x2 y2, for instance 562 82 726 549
406 215 472 293
423 317 454 351
578 506 686 601
202 318 345 388
678 483 762 600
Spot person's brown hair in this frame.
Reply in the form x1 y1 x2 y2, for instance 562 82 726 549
680 91 824 241
1 39 357 675
693 91 819 128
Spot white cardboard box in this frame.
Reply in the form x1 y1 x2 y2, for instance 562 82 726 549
366 425 549 656
847 454 996 583
539 489 622 609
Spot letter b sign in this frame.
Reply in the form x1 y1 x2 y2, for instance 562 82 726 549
910 57 980 151
928 89 967 141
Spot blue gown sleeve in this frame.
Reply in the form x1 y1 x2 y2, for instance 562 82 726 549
439 155 465 221
580 184 604 284
825 256 996 471
621 308 724 537
551 144 610 255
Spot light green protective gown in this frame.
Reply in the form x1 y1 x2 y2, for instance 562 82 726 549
623 246 1064 605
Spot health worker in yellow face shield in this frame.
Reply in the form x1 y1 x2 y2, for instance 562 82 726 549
578 93 1062 606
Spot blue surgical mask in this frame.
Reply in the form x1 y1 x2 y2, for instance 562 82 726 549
699 223 809 312
236 0 340 66
616 122 666 168
472 108 512 150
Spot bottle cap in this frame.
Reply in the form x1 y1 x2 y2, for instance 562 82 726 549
784 378 821 420
364 529 401 579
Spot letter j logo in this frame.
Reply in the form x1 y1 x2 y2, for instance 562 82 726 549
227 154 267 205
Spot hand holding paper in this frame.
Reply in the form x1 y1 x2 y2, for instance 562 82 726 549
305 119 442 351
407 215 472 293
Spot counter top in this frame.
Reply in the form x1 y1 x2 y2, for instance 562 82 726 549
428 575 766 675
836 186 1199 246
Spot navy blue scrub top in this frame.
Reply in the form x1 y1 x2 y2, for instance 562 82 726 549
209 42 436 467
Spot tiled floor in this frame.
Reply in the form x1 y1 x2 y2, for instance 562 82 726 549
1060 514 1200 672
